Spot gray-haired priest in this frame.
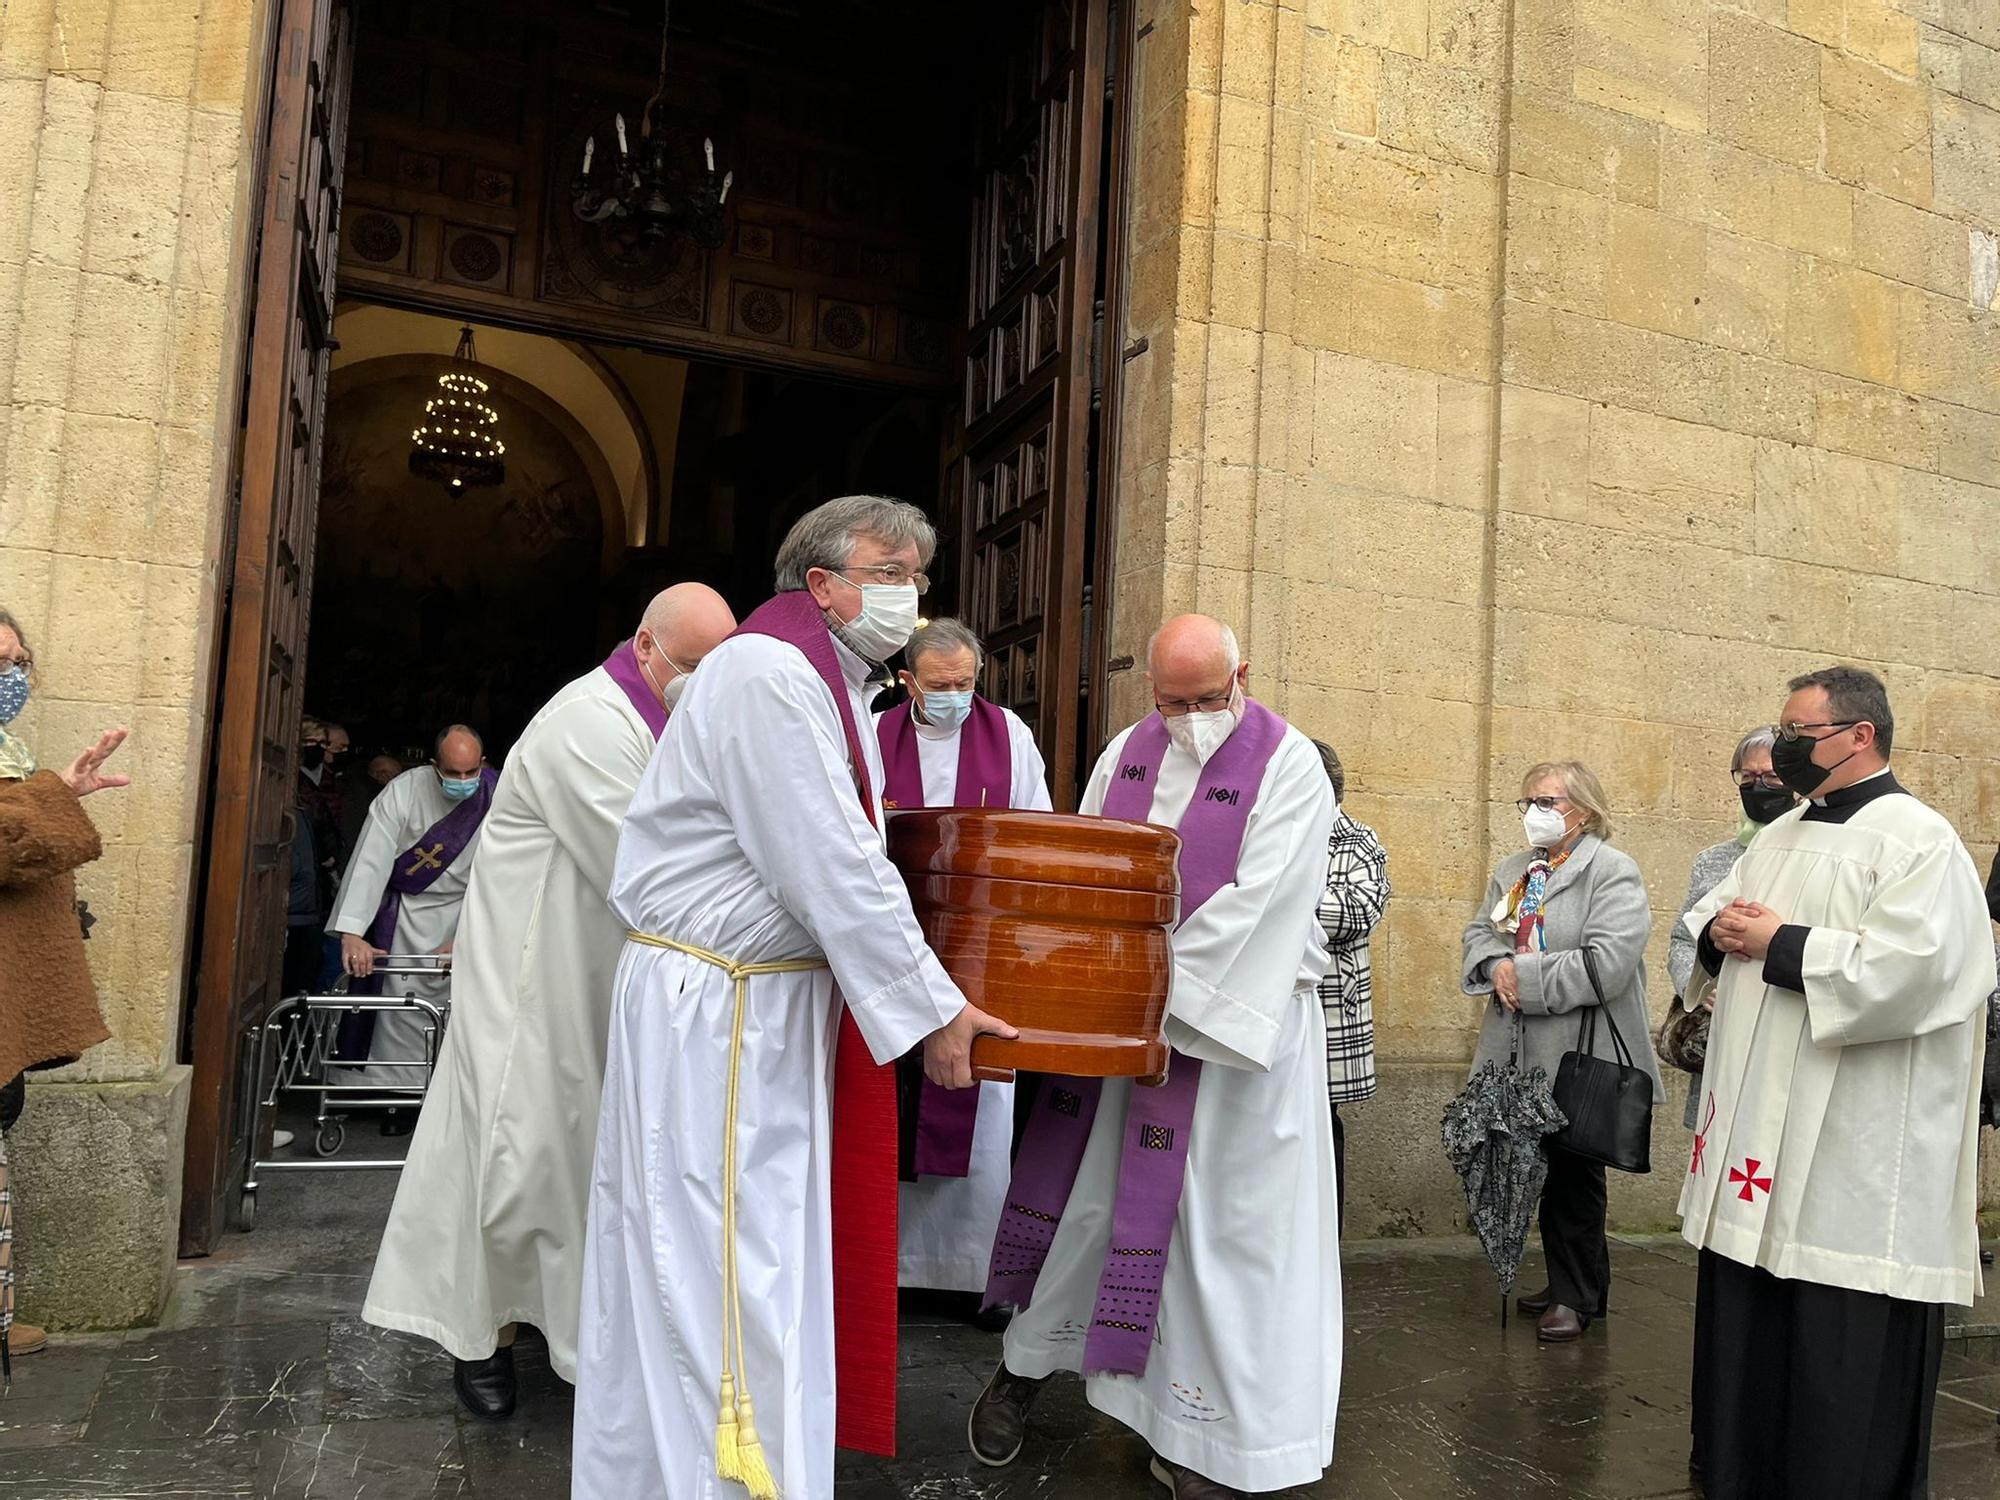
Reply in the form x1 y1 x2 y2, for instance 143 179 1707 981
875 617 1052 1298
969 614 1340 1500
1680 665 1991 1500
571 496 1014 1500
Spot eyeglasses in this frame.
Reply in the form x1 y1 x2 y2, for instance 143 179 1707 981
1154 686 1236 717
1515 796 1570 813
1774 720 1860 743
1733 771 1786 790
0 651 31 674
837 564 931 595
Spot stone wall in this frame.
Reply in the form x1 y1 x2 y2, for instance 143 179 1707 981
1114 0 2000 1235
0 1 265 1320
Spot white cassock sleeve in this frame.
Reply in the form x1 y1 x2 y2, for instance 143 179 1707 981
326 775 410 937
1798 837 1991 1046
1005 710 1054 813
520 695 652 902
709 660 966 1063
1089 736 1330 1074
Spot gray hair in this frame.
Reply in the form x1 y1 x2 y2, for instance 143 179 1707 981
906 616 984 673
1786 664 1894 756
0 607 33 680
1729 724 1776 775
433 723 485 761
1520 760 1614 842
1145 619 1242 673
774 495 937 591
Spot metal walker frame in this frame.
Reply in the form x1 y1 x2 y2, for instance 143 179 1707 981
238 955 450 1231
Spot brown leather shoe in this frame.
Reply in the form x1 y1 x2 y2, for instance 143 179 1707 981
1149 1455 1249 1498
1536 1303 1589 1342
968 1363 1048 1467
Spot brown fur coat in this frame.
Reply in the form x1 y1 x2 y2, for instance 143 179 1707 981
0 771 110 1082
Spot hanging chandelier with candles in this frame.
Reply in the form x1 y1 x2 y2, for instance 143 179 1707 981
408 325 506 491
571 0 733 248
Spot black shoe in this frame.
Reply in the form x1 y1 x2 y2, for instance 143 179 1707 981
380 1111 413 1137
454 1347 516 1419
968 1363 1048 1467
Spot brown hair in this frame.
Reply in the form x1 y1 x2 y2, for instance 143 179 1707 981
0 608 34 682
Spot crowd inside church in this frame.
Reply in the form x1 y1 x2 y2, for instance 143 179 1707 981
2 492 1998 1499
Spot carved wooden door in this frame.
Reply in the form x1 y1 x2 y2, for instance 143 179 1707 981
181 0 354 1254
954 0 1112 808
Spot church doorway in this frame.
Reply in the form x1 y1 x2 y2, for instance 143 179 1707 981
178 0 1133 1253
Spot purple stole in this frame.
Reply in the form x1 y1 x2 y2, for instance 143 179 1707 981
730 590 899 1458
876 697 1014 1179
984 700 1287 1377
600 638 670 741
361 766 500 961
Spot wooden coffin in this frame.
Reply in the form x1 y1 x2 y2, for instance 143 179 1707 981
886 808 1179 1083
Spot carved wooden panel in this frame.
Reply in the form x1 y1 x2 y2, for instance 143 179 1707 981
337 0 959 388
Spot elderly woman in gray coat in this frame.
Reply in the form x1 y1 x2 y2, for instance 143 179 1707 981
1461 760 1659 1344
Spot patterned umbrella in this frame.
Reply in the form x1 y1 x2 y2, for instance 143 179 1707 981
1 1130 13 1390
1440 1016 1568 1325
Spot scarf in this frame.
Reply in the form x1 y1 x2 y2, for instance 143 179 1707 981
0 727 35 782
1498 845 1573 954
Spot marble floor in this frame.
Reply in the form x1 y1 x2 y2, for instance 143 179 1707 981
2 1130 1996 1498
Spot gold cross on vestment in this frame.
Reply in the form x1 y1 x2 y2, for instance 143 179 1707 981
405 843 446 875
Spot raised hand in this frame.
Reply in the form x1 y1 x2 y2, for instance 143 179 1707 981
59 727 131 797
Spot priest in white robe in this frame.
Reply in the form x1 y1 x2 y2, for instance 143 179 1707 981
327 724 493 1113
969 615 1339 1500
1679 665 1990 1500
362 584 736 1420
875 616 1051 1299
572 496 1014 1500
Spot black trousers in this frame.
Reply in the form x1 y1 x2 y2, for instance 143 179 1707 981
1539 1146 1608 1316
1329 1102 1346 1234
1691 1249 1944 1500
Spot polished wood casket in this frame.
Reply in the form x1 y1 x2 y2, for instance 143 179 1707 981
886 808 1180 1084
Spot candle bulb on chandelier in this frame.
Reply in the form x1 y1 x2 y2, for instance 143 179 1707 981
704 137 714 173
718 170 733 205
614 113 629 156
582 135 594 174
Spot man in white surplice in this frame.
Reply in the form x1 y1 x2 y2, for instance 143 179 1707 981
572 496 1013 1500
1678 665 1989 1500
873 616 1052 1299
970 615 1340 1500
327 724 491 1111
362 584 736 1421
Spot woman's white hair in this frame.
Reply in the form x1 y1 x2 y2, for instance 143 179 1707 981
774 495 936 591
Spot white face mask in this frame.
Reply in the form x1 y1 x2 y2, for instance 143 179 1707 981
1162 682 1244 764
1523 803 1570 849
825 574 920 663
640 634 691 710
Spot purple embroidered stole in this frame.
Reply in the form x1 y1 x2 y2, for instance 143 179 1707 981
360 767 499 974
877 697 1015 1179
984 700 1288 1377
731 590 899 1457
600 639 669 741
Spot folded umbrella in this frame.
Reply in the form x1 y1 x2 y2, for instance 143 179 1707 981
1440 1014 1568 1325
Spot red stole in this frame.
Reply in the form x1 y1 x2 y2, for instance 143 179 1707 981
732 591 899 1458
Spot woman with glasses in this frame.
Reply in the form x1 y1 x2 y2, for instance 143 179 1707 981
1663 728 1793 1133
1460 761 1658 1342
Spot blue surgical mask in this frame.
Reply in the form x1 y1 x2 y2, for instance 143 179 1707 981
0 666 27 725
920 689 974 732
438 772 482 802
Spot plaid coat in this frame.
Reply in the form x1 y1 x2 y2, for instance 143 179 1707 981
1317 811 1389 1105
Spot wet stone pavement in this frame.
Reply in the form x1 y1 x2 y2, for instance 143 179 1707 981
2 1146 1997 1499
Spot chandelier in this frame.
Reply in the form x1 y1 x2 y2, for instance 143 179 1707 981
408 325 506 491
571 0 733 248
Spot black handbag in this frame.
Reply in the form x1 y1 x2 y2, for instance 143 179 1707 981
1549 951 1653 1174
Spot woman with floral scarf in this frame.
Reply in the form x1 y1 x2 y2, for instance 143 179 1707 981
0 608 128 1383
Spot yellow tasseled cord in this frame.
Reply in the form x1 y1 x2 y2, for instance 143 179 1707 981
627 931 827 1500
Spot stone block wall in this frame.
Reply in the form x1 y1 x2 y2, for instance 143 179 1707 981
1115 0 2000 1234
0 0 264 1320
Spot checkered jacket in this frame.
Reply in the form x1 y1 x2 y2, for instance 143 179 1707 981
1317 811 1389 1105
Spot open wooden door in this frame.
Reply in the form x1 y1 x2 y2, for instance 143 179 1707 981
954 0 1114 808
181 0 354 1255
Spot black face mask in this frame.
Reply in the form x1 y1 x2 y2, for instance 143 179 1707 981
1739 782 1794 825
299 743 326 770
1771 731 1859 797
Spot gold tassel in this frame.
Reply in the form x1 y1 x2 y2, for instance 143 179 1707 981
733 1392 781 1500
715 1371 744 1481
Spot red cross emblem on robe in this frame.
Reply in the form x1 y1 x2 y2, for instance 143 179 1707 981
1728 1158 1772 1202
